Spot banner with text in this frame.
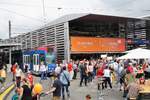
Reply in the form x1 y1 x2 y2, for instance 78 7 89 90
71 37 125 53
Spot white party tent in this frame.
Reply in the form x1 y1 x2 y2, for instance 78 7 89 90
124 48 150 53
118 48 150 59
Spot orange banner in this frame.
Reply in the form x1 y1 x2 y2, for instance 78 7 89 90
71 37 125 53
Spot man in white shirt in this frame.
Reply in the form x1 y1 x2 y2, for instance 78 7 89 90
55 65 61 76
73 62 78 79
40 62 47 80
103 66 112 89
15 65 22 88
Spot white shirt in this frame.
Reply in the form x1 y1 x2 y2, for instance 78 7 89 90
88 65 94 72
55 67 61 74
40 65 46 72
73 64 77 70
16 69 22 77
119 66 123 74
103 69 111 77
113 62 119 72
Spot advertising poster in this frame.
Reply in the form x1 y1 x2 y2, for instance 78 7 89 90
71 37 125 53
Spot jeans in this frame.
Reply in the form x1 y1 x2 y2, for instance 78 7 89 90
93 69 96 77
73 69 77 79
88 72 94 82
104 77 112 89
41 71 47 80
80 74 87 86
62 84 70 99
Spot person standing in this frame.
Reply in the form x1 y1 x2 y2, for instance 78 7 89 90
118 64 125 91
19 78 32 100
0 66 6 89
27 72 34 90
103 66 112 89
46 74 62 100
125 80 142 100
55 64 61 77
3 63 7 73
24 64 28 73
60 67 70 100
67 61 74 81
73 61 78 79
40 62 47 80
87 62 94 82
11 63 17 81
79 61 88 87
97 66 105 90
123 70 135 98
15 65 23 88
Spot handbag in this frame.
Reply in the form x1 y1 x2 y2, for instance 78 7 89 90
63 72 70 86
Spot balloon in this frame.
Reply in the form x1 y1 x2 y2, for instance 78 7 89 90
33 83 43 94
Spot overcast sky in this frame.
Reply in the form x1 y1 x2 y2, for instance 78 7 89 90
0 0 150 39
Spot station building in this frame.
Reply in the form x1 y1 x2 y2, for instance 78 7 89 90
0 13 149 63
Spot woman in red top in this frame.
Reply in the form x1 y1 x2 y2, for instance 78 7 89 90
97 67 104 78
68 63 73 73
11 63 17 81
68 62 74 81
96 66 104 90
27 73 34 90
127 64 133 74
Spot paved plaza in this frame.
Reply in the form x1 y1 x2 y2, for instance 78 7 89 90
5 74 123 100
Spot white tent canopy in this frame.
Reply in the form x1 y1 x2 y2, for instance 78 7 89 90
118 48 150 59
124 48 150 53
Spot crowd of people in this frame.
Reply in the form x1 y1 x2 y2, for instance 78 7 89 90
1 57 150 100
61 58 150 100
8 61 71 100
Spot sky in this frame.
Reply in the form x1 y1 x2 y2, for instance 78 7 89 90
0 0 150 39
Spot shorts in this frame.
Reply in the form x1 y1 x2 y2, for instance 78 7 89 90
97 77 105 84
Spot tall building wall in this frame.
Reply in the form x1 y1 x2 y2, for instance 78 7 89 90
146 20 150 49
1 14 149 62
126 20 147 50
1 22 69 62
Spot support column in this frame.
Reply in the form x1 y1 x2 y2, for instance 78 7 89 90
64 22 70 62
9 47 12 65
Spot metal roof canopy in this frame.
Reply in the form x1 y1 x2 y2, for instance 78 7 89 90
46 13 143 27
15 13 144 37
0 43 22 48
70 14 141 23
